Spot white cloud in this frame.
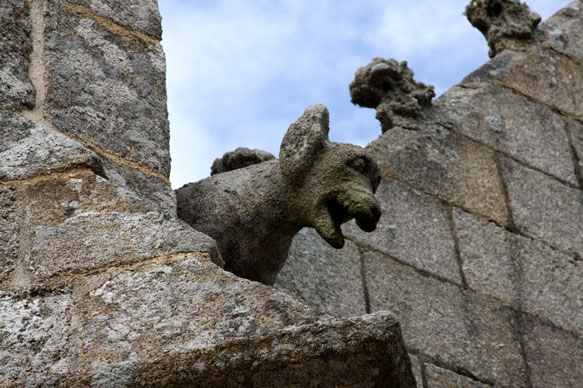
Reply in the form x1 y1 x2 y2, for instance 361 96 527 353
160 0 571 188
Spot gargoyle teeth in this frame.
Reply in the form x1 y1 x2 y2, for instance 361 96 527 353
313 205 345 249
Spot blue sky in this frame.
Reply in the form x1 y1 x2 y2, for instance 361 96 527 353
159 0 569 188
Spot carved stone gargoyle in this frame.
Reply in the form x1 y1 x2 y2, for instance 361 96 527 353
176 104 381 285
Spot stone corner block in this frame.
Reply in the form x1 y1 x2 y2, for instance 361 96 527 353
500 157 583 257
45 0 170 176
0 0 35 111
64 254 416 387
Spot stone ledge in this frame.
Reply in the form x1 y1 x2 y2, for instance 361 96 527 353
0 253 416 387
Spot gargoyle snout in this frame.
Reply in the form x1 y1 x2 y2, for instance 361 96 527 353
355 197 381 233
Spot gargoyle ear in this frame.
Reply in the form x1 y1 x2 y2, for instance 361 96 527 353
279 104 330 181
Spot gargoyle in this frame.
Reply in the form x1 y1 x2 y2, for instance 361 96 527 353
176 104 381 285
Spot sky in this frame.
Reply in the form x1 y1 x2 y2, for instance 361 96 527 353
159 0 570 188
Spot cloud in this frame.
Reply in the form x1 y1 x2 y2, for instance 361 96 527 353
160 0 571 188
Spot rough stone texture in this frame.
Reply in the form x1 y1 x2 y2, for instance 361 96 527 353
541 0 583 61
67 254 415 388
409 355 424 388
0 184 19 284
465 0 544 58
344 178 461 284
455 209 583 335
521 314 583 388
211 147 275 175
44 0 170 176
435 84 577 185
424 363 491 388
274 228 366 318
364 250 527 386
501 157 583 256
568 118 583 183
0 110 102 182
499 47 583 121
9 169 220 284
0 292 72 387
68 0 163 40
368 124 509 225
0 0 34 111
97 155 177 217
0 1 421 386
461 46 583 123
350 57 435 132
177 105 381 285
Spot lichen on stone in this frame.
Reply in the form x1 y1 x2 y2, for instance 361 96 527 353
349 57 435 133
465 0 544 58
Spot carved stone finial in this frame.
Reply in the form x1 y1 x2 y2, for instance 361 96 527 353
349 58 435 133
465 0 544 58
211 147 275 175
176 104 382 285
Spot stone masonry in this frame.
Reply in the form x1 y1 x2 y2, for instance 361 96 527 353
275 1 583 387
0 1 415 387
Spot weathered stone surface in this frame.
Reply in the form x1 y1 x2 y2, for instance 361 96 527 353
368 125 509 225
68 0 163 40
68 253 415 388
521 314 583 388
364 250 527 386
465 0 543 58
13 169 219 283
344 178 461 284
461 48 526 84
454 209 583 335
501 157 583 256
0 110 101 182
274 228 367 318
350 57 435 132
211 147 275 175
97 155 177 217
541 0 583 61
409 355 424 388
499 47 583 120
0 292 72 387
568 118 583 183
0 0 34 111
424 363 491 388
435 84 577 185
177 105 381 285
45 0 170 176
0 184 19 284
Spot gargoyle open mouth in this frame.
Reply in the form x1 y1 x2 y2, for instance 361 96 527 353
313 191 381 249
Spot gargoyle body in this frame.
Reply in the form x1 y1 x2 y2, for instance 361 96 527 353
176 105 381 285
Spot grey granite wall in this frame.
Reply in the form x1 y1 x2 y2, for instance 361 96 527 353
0 1 415 386
275 1 583 387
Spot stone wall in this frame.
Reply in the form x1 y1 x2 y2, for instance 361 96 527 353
275 1 583 387
0 1 415 386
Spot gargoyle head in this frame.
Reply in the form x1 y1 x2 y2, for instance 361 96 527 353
279 104 381 248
